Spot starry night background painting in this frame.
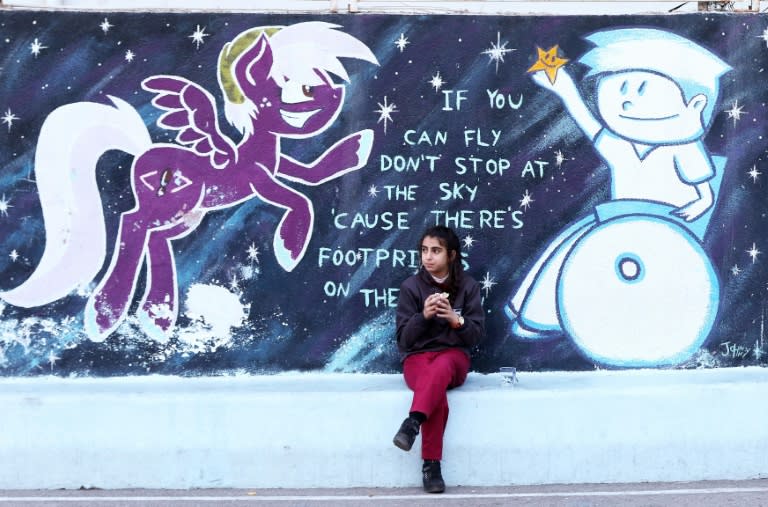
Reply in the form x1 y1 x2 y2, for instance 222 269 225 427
0 10 766 376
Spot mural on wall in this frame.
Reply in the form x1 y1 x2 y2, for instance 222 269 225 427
1 21 378 343
0 11 765 375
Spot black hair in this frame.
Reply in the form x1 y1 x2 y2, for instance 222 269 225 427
419 225 464 293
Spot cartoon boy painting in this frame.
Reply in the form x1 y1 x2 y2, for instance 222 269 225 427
508 28 731 366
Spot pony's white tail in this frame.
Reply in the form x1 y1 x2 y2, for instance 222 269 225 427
1 96 152 307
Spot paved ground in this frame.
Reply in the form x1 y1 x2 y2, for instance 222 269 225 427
1 480 768 506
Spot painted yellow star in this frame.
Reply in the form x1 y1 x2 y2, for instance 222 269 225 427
527 45 569 84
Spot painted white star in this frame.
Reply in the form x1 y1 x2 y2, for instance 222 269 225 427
428 72 445 92
482 32 515 73
189 25 209 50
0 194 11 217
462 235 476 249
747 242 761 263
480 272 497 297
368 185 379 197
229 274 240 292
555 149 565 168
9 250 18 262
519 189 534 210
47 350 60 371
394 33 409 53
758 27 768 48
99 18 113 34
748 165 762 183
374 96 397 135
732 264 742 276
725 99 746 126
1 109 18 131
247 242 260 264
30 38 47 57
125 50 135 62
240 264 255 280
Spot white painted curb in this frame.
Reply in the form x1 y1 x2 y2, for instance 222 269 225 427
1 368 767 489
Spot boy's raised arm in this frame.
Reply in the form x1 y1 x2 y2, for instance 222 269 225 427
530 69 601 141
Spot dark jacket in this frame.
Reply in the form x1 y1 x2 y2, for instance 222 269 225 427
396 267 485 358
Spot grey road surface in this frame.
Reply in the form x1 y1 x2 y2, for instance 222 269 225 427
2 480 768 507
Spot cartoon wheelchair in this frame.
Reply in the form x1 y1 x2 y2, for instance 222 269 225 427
508 195 722 368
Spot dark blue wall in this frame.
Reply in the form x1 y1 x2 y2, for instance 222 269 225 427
0 11 765 375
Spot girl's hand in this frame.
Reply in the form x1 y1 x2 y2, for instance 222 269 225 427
422 293 440 320
434 296 460 327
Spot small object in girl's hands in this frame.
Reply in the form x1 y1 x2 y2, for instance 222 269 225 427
441 292 450 299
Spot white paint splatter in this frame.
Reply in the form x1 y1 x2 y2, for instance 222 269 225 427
178 284 249 350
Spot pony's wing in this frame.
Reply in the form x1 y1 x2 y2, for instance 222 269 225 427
142 75 237 169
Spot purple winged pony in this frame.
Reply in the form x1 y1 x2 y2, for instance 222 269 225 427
0 22 378 342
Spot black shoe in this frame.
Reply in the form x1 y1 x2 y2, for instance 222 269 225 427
392 416 420 451
422 459 445 494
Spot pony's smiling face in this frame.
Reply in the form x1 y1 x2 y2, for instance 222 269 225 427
597 71 707 144
274 70 344 138
218 23 377 138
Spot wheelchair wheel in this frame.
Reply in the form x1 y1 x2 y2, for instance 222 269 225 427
557 215 719 367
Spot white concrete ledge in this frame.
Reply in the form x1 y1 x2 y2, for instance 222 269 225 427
1 367 767 489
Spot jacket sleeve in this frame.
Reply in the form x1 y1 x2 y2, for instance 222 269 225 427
455 279 484 348
396 280 428 353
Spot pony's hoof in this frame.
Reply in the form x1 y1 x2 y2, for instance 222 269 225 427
355 129 374 166
82 300 115 343
137 307 174 343
273 238 301 272
273 214 310 272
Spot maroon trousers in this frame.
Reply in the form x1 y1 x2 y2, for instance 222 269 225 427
403 348 470 461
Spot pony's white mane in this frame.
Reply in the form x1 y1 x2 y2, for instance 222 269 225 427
268 21 378 86
223 22 378 134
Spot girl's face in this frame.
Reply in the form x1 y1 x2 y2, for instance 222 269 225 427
421 236 454 279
